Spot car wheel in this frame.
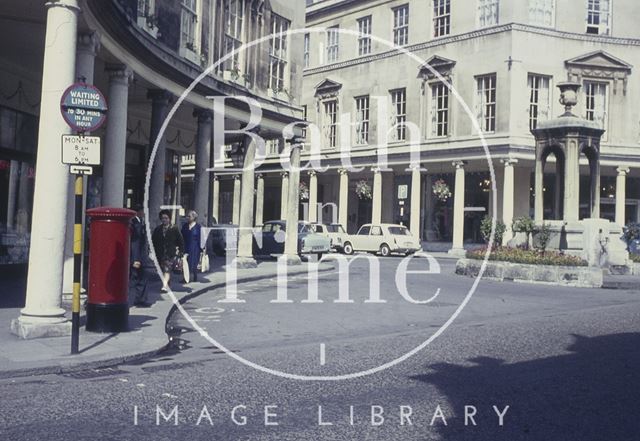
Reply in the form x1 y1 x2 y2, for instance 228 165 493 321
406 251 415 256
379 243 391 257
343 242 354 255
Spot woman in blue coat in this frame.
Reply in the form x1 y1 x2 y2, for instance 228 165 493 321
181 210 202 282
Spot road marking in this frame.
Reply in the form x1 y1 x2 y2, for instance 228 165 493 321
195 307 225 314
320 343 326 366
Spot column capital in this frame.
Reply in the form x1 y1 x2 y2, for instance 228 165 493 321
281 171 289 178
233 174 241 181
338 168 349 176
147 89 173 105
371 167 382 174
308 170 317 177
409 163 425 172
46 0 81 12
617 166 630 175
501 158 518 167
106 64 133 83
256 173 264 180
286 136 305 148
213 175 219 181
77 31 101 57
193 108 213 123
452 160 467 169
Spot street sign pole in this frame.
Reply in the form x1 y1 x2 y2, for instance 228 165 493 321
60 80 107 355
71 174 83 354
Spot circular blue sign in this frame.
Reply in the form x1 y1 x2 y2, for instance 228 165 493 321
60 83 108 132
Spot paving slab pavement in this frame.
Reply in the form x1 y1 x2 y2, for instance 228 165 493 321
0 259 334 379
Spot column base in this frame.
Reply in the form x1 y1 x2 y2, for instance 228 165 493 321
283 254 302 266
448 247 467 258
233 257 258 269
11 316 71 340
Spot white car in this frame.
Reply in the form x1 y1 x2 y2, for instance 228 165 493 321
343 224 422 257
312 223 350 252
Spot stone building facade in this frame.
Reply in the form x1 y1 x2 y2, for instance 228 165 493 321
281 0 640 253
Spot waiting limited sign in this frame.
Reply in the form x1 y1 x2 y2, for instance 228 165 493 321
60 83 108 132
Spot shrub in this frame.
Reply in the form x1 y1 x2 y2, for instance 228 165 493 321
533 222 552 254
630 254 640 264
623 223 640 242
480 216 507 245
512 217 536 250
467 246 588 267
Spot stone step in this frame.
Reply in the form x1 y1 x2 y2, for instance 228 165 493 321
602 275 640 290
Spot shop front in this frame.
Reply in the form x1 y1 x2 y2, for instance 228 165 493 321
0 106 37 266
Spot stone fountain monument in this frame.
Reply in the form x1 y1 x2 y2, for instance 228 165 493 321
531 82 630 272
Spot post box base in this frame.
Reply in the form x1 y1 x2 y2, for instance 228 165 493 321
86 303 129 333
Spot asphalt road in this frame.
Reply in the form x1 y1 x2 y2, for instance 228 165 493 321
1 255 639 441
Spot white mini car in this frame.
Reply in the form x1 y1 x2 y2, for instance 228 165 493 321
343 224 421 256
312 223 350 252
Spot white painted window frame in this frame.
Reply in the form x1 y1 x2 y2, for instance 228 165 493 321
392 5 409 46
477 0 499 28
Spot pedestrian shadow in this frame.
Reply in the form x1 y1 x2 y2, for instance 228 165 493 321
128 314 155 331
409 332 640 440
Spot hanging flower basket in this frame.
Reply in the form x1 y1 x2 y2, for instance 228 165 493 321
355 180 372 200
432 179 452 202
299 181 309 201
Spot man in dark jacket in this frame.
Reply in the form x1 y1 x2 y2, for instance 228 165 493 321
130 206 149 306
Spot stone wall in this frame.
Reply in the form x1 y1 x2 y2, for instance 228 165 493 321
456 258 603 288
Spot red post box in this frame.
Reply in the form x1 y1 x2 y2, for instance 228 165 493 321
86 207 136 333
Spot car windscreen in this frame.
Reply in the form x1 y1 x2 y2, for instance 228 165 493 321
326 225 345 233
299 224 311 233
388 226 410 235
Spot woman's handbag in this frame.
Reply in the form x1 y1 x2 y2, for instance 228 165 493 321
171 255 183 274
181 254 190 284
199 251 210 273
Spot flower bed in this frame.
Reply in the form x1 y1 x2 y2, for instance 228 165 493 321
467 246 588 267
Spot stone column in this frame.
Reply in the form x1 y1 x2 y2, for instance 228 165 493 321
449 161 466 256
501 158 518 244
616 167 629 226
148 89 172 222
255 173 264 226
211 176 220 223
280 172 289 219
12 0 80 339
232 174 241 225
338 169 349 228
308 170 318 223
564 140 580 222
284 141 303 264
410 165 422 240
424 174 435 240
590 161 601 219
553 165 563 220
534 156 544 223
6 161 19 230
372 167 382 224
102 65 133 207
193 109 213 223
236 137 258 267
